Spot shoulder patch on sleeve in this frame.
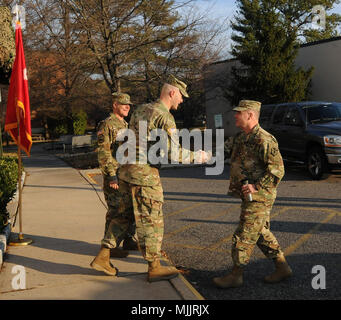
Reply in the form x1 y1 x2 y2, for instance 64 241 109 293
270 147 279 157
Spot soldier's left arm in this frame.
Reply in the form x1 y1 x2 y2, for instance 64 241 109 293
254 138 285 191
97 121 119 182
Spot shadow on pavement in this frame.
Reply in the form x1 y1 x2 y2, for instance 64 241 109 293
178 218 341 234
8 233 143 264
185 252 341 300
163 191 341 209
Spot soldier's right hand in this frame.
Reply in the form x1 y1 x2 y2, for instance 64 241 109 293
109 177 119 190
196 150 209 163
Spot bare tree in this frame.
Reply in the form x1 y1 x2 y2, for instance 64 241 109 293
24 0 95 134
3 0 230 131
66 0 227 95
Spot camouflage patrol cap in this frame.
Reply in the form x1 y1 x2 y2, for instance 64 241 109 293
233 100 261 112
112 92 133 105
166 74 189 98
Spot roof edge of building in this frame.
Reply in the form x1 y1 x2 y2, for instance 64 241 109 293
207 36 341 67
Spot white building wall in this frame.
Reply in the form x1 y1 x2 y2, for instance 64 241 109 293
295 38 341 101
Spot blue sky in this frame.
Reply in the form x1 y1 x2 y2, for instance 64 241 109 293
195 0 236 20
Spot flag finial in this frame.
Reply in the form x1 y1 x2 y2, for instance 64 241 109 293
13 4 20 23
11 4 25 29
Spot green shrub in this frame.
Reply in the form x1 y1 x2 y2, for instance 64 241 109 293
55 123 68 136
46 118 68 138
0 157 18 231
73 109 88 135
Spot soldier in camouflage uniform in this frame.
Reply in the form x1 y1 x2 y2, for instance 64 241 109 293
90 92 137 276
118 75 209 282
213 100 292 289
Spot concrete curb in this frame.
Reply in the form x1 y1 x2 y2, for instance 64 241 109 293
0 224 11 266
0 171 26 268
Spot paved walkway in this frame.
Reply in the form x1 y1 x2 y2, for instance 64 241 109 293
0 143 202 300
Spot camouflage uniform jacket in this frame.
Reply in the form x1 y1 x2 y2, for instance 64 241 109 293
225 124 285 203
97 113 128 182
119 100 195 187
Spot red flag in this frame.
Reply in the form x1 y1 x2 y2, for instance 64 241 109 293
5 21 32 156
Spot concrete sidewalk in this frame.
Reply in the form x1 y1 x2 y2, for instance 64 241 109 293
0 143 203 300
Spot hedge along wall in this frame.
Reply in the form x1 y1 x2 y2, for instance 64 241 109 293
0 157 18 232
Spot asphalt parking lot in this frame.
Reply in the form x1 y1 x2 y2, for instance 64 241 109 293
90 163 341 300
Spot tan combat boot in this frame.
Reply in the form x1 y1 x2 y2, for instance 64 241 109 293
90 246 118 276
212 265 243 288
110 247 129 258
147 260 180 282
264 254 292 283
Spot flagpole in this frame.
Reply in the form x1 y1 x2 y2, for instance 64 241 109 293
17 113 24 236
5 16 33 246
9 105 32 246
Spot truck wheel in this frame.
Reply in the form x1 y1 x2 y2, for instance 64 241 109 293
306 147 327 180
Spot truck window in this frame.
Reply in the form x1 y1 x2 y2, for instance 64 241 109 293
304 104 341 123
260 105 275 126
272 105 287 124
284 107 303 126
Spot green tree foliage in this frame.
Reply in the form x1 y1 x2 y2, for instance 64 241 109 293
228 0 341 105
54 122 68 136
275 0 341 42
228 0 319 105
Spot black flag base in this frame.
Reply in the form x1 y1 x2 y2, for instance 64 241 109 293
9 232 33 246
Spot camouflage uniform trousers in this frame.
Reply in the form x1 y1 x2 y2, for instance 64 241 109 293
232 200 283 267
118 179 164 262
101 177 136 248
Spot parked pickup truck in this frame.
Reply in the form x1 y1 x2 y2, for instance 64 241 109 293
259 101 341 180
